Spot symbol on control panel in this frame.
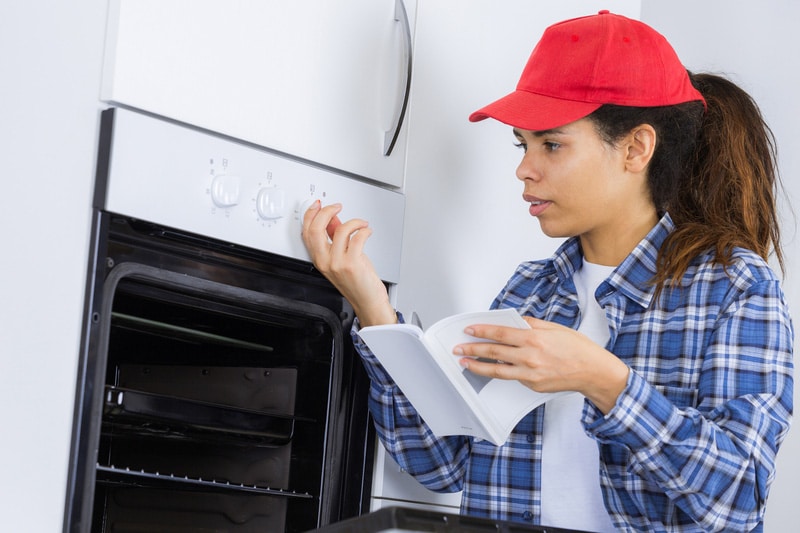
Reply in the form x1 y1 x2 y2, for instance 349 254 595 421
210 174 241 207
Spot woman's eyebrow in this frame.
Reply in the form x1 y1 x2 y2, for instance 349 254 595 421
513 127 567 138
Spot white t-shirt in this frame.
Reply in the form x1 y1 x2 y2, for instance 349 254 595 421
540 260 617 532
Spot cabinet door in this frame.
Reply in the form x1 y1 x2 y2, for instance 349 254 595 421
102 0 415 187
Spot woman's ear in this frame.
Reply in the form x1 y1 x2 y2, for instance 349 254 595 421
625 124 657 173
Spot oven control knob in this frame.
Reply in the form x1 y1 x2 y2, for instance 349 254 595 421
210 174 241 207
256 186 286 220
295 198 318 220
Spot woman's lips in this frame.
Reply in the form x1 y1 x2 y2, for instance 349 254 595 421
524 195 551 216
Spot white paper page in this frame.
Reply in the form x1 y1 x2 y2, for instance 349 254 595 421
423 309 529 360
422 309 530 401
359 325 489 439
477 379 564 436
424 309 563 443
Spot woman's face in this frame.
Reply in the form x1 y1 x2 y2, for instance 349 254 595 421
513 117 655 259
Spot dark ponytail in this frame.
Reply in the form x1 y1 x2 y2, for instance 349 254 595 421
588 72 784 291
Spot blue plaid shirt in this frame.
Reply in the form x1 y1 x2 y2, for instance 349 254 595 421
354 214 793 532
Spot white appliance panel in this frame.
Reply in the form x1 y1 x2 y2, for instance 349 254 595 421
105 108 405 283
102 0 416 188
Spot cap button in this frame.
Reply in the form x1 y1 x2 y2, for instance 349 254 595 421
598 9 610 14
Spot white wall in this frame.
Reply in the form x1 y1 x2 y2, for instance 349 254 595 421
0 1 107 531
640 3 800 530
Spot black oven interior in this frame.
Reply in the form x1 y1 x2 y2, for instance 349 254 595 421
67 215 374 533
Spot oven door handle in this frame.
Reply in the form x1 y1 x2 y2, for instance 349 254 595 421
383 0 412 156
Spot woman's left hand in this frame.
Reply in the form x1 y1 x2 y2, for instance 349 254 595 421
454 316 629 414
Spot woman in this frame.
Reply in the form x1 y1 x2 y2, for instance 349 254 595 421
302 11 793 533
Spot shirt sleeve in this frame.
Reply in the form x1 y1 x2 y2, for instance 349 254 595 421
351 315 471 493
586 279 793 532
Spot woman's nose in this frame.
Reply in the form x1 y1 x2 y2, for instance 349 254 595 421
516 152 540 182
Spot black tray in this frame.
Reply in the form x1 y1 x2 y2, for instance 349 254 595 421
103 385 295 446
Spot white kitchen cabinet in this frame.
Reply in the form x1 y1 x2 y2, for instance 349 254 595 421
101 0 415 187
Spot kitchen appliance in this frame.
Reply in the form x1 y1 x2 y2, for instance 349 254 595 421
64 107 404 532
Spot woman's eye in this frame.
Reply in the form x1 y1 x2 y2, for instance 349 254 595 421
513 142 527 152
543 141 561 152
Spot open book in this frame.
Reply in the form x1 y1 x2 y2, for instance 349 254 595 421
358 308 565 446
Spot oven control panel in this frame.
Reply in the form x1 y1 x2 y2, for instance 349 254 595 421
102 108 405 283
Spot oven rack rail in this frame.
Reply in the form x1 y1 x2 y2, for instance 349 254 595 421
95 464 313 499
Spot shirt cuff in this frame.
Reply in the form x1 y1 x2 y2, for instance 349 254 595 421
585 369 679 451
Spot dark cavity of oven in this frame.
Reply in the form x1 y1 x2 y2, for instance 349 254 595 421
65 211 374 532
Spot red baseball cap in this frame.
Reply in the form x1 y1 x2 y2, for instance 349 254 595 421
469 10 705 131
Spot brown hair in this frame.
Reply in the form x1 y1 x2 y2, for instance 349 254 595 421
588 72 783 292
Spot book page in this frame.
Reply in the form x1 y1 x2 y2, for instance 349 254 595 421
362 309 562 445
476 379 562 435
422 309 530 390
423 309 561 442
358 325 490 440
423 309 529 366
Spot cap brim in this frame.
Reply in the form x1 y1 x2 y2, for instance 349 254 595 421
469 90 603 131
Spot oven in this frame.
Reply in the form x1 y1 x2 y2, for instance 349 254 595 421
64 108 405 532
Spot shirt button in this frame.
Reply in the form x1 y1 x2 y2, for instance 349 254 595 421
522 511 534 521
526 433 535 443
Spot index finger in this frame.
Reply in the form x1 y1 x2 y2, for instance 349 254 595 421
302 201 339 237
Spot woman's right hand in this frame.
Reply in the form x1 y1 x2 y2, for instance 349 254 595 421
301 201 397 326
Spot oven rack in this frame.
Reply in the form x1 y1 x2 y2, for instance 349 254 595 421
95 464 314 499
103 386 297 446
110 312 276 353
